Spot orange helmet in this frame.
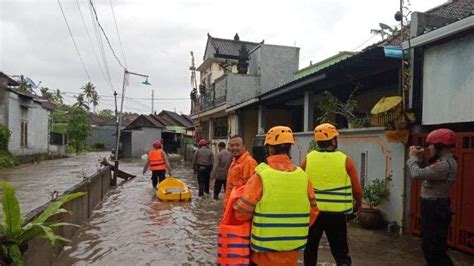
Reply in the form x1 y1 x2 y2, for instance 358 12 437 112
264 126 295 146
314 123 339 141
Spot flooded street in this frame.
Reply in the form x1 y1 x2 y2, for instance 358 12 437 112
54 157 223 265
0 152 109 214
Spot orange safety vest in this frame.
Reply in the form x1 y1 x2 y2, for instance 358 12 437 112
148 149 167 171
217 186 251 265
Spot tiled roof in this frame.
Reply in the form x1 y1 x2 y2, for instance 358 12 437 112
364 0 474 50
159 110 193 127
206 34 260 59
427 0 474 20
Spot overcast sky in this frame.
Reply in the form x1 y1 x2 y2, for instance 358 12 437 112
0 0 446 115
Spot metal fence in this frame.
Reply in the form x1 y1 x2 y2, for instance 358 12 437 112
50 132 67 145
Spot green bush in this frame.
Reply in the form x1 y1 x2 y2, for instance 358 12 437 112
0 125 11 151
363 178 390 209
0 182 85 265
92 142 105 150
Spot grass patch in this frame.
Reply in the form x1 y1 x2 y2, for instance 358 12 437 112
0 150 19 168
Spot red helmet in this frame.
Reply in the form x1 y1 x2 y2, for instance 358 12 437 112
198 139 207 146
152 140 162 148
426 129 455 145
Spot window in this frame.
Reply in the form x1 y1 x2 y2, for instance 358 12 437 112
21 121 28 148
360 151 368 188
213 117 228 138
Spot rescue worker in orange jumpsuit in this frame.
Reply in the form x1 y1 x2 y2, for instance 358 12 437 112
407 128 457 266
302 123 362 266
143 140 172 188
223 135 257 208
233 126 319 266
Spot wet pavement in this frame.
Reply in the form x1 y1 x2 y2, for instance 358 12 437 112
0 152 109 214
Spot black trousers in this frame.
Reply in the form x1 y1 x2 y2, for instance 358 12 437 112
304 212 351 266
213 179 226 200
196 165 211 196
420 198 453 266
151 170 166 188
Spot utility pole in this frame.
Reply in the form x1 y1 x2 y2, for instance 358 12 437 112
114 69 150 161
151 89 154 114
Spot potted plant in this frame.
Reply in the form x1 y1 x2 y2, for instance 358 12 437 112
317 89 366 128
358 178 390 229
0 182 85 265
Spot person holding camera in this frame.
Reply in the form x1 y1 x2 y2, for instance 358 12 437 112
407 128 457 266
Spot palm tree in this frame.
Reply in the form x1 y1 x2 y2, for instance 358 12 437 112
90 91 99 113
81 82 99 113
54 89 64 104
74 93 89 110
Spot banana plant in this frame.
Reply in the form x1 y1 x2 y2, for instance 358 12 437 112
0 182 85 265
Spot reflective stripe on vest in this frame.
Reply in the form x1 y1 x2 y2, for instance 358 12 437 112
305 150 353 214
251 163 310 252
149 149 166 171
217 186 251 265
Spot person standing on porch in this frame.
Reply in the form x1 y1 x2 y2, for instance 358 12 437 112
211 142 233 200
301 123 362 266
223 135 257 208
407 128 457 266
192 139 214 197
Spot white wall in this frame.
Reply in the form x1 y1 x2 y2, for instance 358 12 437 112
7 92 49 156
422 34 474 125
286 127 406 227
131 127 162 158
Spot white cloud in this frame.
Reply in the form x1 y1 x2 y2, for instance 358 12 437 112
0 0 446 114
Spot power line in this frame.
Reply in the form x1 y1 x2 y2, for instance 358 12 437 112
59 90 189 101
75 0 113 93
88 2 115 92
352 34 378 51
57 0 91 82
89 0 126 69
110 0 127 68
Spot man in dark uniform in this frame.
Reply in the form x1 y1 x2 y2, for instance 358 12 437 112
407 128 457 266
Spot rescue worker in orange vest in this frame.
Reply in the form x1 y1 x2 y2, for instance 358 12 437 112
302 123 362 266
223 135 257 208
143 140 172 188
407 128 457 266
233 126 319 266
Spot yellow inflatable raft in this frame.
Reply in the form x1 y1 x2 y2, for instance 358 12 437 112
156 176 192 201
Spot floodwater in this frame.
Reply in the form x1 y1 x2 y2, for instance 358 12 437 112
3 154 473 265
54 157 223 265
0 152 109 214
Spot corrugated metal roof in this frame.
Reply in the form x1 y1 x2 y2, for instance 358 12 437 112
294 52 354 80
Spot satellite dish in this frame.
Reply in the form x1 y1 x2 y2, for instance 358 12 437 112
379 23 394 32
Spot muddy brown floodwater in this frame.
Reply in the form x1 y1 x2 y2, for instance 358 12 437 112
0 152 109 214
53 157 223 265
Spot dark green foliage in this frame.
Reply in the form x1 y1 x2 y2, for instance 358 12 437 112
363 178 390 209
66 107 92 153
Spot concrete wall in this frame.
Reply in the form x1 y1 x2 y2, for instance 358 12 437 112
0 88 6 125
22 167 112 266
258 45 299 94
131 127 162 158
258 127 407 228
241 108 258 150
225 74 260 106
8 92 49 156
88 126 120 150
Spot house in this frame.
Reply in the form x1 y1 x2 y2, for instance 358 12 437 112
0 72 65 161
190 33 300 152
403 2 474 254
120 110 193 158
88 114 138 150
